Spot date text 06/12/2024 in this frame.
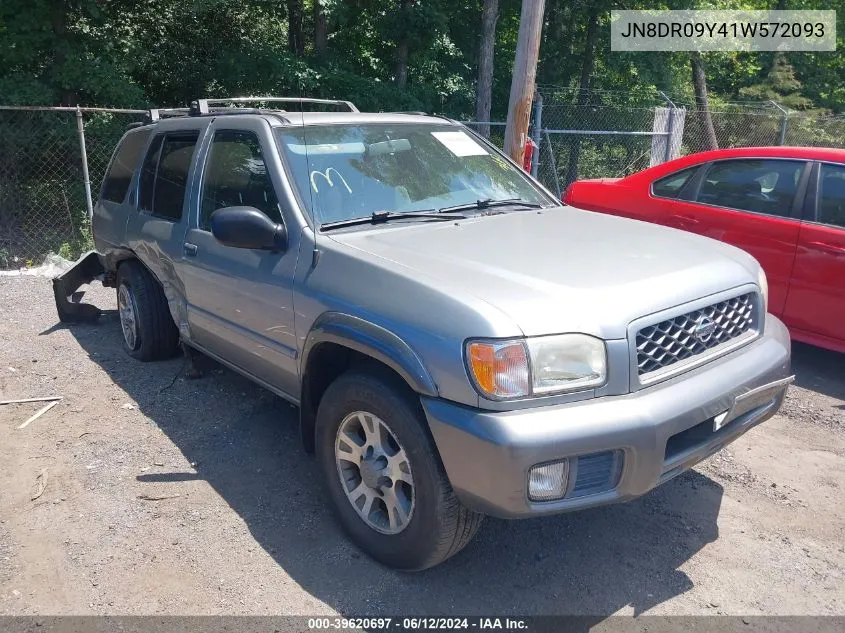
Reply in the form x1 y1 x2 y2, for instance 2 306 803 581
307 617 529 630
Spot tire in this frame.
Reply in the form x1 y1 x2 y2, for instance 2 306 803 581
115 260 179 361
315 367 484 571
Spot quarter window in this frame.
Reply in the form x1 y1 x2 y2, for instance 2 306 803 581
651 167 697 199
200 131 281 230
696 159 805 217
818 163 845 228
101 129 150 203
138 132 199 221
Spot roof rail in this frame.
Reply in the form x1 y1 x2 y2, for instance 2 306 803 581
190 97 359 115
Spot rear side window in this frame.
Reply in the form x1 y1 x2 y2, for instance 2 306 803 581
651 167 697 199
139 135 164 212
696 159 805 217
138 132 199 221
101 129 150 203
818 163 845 228
200 130 281 230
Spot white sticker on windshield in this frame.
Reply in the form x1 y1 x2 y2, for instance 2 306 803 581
431 131 488 157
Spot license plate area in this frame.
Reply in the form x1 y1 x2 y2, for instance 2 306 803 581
714 375 794 432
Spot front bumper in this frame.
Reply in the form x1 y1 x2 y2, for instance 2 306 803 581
423 315 792 518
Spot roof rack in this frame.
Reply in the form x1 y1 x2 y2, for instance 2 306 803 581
138 97 360 127
147 107 191 122
190 97 359 115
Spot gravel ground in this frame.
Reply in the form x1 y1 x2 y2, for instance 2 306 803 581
0 275 843 617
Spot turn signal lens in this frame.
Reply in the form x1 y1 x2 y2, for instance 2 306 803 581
466 340 530 399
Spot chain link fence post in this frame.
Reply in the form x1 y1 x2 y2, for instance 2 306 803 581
650 108 671 167
75 106 95 222
530 92 543 179
665 107 676 163
659 92 677 164
770 101 789 146
542 129 561 199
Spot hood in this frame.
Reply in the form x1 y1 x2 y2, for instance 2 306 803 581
329 207 759 339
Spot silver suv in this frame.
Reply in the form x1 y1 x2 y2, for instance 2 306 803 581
55 97 793 570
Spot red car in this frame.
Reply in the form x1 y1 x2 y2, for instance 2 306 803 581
563 146 845 353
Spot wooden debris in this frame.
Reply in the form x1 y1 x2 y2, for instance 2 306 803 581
138 493 182 502
17 399 62 429
0 396 62 405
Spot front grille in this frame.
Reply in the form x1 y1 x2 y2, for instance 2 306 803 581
636 292 755 376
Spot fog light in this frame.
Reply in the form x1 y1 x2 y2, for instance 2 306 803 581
528 460 570 502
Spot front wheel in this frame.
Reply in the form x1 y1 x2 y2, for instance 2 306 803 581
315 368 484 571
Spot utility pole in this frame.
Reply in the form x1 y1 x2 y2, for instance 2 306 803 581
503 0 545 164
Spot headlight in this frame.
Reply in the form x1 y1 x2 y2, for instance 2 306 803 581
466 334 607 400
757 267 769 313
527 334 607 394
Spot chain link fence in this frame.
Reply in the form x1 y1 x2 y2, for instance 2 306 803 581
2 99 845 269
0 106 145 268
467 90 845 198
685 105 845 154
537 101 661 196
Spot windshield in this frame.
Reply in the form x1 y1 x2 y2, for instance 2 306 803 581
275 123 552 226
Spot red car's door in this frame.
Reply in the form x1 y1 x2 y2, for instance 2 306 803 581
656 158 809 316
782 162 845 350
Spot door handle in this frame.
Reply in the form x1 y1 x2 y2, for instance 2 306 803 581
807 241 845 256
183 242 198 256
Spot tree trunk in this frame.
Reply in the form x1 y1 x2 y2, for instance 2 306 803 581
691 51 718 150
564 6 600 186
475 0 499 138
758 0 788 90
539 0 567 86
503 0 546 164
394 41 409 88
394 0 412 88
314 0 328 58
51 1 76 105
287 0 305 57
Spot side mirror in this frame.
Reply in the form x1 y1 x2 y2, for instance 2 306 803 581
210 206 288 252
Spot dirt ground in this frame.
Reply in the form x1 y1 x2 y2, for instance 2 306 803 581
0 275 843 617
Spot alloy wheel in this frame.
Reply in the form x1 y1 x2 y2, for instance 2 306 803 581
334 411 415 534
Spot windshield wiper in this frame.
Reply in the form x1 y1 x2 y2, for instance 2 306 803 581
321 209 467 231
439 198 545 214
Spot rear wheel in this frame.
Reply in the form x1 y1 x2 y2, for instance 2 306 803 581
316 368 484 570
115 261 179 361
